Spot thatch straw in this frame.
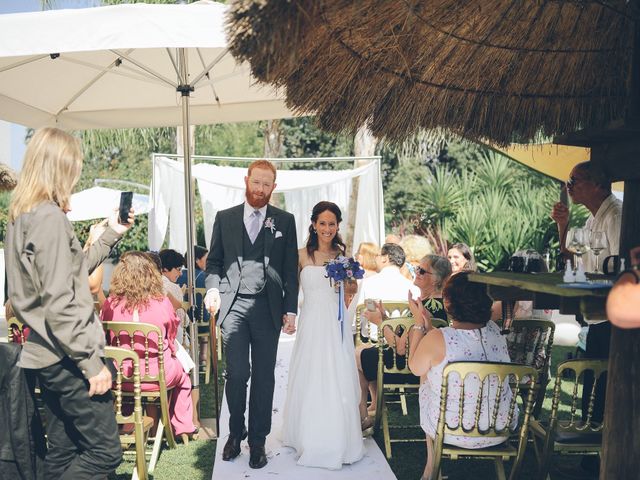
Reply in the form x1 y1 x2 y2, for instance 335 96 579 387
0 163 17 191
227 0 634 145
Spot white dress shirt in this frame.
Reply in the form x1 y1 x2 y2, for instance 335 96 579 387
243 201 268 234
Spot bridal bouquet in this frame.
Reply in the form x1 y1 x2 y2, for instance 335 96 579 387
325 256 364 341
324 256 365 284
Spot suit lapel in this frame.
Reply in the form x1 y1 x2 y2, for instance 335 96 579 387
230 204 244 266
264 205 276 267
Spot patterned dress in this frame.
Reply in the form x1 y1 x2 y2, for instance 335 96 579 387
419 321 517 448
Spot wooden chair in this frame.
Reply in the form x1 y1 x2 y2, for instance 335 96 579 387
430 361 538 480
373 315 424 458
504 319 555 417
354 301 411 347
529 359 608 480
102 321 177 475
7 316 26 344
104 346 153 480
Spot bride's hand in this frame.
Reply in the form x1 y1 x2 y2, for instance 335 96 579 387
282 314 296 335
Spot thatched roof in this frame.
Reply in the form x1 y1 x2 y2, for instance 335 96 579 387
0 163 17 191
227 0 635 145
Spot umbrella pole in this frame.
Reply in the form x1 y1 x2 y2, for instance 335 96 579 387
178 48 210 430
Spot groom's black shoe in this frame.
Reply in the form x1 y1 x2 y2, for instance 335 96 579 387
249 445 268 469
222 427 247 461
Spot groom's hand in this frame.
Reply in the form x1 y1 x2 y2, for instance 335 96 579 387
204 288 221 315
282 314 296 335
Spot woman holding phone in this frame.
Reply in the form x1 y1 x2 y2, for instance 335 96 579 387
5 127 135 479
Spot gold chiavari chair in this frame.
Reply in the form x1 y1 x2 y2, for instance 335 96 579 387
430 361 538 480
7 316 26 344
102 321 176 475
104 346 153 480
354 301 411 347
529 359 608 480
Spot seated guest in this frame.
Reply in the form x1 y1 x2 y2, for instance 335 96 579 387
350 243 420 339
447 242 476 274
354 241 380 278
101 251 197 439
408 272 516 480
357 255 451 429
400 234 432 280
159 249 188 347
177 245 210 362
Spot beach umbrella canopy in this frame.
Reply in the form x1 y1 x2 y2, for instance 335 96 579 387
226 0 634 146
0 0 293 403
67 186 150 223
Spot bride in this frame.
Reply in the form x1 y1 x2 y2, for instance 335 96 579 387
282 201 365 469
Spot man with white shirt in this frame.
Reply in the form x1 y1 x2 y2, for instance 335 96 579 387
351 242 421 339
551 161 622 439
203 160 298 469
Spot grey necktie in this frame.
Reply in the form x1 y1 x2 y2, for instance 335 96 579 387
247 209 261 243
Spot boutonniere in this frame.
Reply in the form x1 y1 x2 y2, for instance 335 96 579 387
264 217 276 234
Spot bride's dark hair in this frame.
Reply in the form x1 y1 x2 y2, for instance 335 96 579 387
305 201 346 260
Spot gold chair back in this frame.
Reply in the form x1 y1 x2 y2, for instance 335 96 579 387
102 320 176 474
373 315 424 458
432 361 538 480
505 319 555 417
530 359 608 479
355 301 411 346
7 317 26 344
104 346 151 480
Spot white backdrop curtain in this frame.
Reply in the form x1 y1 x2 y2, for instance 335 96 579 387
149 156 384 254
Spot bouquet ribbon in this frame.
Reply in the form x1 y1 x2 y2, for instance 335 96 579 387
337 280 345 341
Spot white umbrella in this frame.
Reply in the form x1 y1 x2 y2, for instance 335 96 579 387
67 186 150 222
0 0 293 412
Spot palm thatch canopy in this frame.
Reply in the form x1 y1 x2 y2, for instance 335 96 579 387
227 0 635 145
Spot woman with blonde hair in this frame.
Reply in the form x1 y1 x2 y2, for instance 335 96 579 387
355 242 380 278
101 251 197 440
5 127 134 478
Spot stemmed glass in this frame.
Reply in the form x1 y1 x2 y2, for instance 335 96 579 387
589 231 608 274
566 227 590 272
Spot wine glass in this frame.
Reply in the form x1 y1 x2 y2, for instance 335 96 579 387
567 227 590 272
589 231 608 274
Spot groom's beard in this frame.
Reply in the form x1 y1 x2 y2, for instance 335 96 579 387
246 189 272 209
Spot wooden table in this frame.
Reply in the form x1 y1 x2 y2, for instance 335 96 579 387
468 272 612 317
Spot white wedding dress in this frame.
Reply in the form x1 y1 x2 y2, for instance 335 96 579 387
282 266 365 469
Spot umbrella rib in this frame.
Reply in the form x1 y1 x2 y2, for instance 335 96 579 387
111 49 178 89
193 48 221 105
61 56 169 86
191 49 228 88
165 48 180 78
55 51 134 118
0 54 50 74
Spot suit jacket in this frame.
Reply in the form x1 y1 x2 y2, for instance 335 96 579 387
205 203 299 331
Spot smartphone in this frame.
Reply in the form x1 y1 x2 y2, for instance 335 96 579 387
118 191 133 224
560 182 569 207
365 298 377 312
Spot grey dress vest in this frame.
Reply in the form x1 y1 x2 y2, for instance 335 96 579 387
238 225 267 295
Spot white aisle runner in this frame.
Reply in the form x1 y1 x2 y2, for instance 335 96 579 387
211 333 397 479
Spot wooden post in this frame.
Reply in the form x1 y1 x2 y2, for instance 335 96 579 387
601 4 640 477
601 180 640 479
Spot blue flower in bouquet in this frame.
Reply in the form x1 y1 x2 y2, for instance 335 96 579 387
325 256 365 283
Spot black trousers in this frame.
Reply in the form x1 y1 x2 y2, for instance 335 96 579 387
221 294 280 446
29 357 122 480
581 321 611 424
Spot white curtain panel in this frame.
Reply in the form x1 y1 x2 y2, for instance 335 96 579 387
150 157 384 252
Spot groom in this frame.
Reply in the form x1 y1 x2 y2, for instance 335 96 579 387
204 160 299 469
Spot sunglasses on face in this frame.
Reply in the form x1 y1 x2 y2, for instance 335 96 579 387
416 266 433 276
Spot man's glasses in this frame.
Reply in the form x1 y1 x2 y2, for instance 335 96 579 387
416 266 432 276
567 175 588 188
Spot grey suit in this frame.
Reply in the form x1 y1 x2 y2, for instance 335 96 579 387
206 203 298 445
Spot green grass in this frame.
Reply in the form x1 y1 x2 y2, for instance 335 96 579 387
110 345 596 480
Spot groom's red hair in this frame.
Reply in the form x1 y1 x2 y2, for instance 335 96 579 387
248 159 277 180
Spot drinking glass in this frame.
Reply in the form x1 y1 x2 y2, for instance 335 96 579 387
567 227 590 271
589 231 608 274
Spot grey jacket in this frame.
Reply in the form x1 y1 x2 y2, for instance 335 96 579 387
205 203 299 331
4 201 120 379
